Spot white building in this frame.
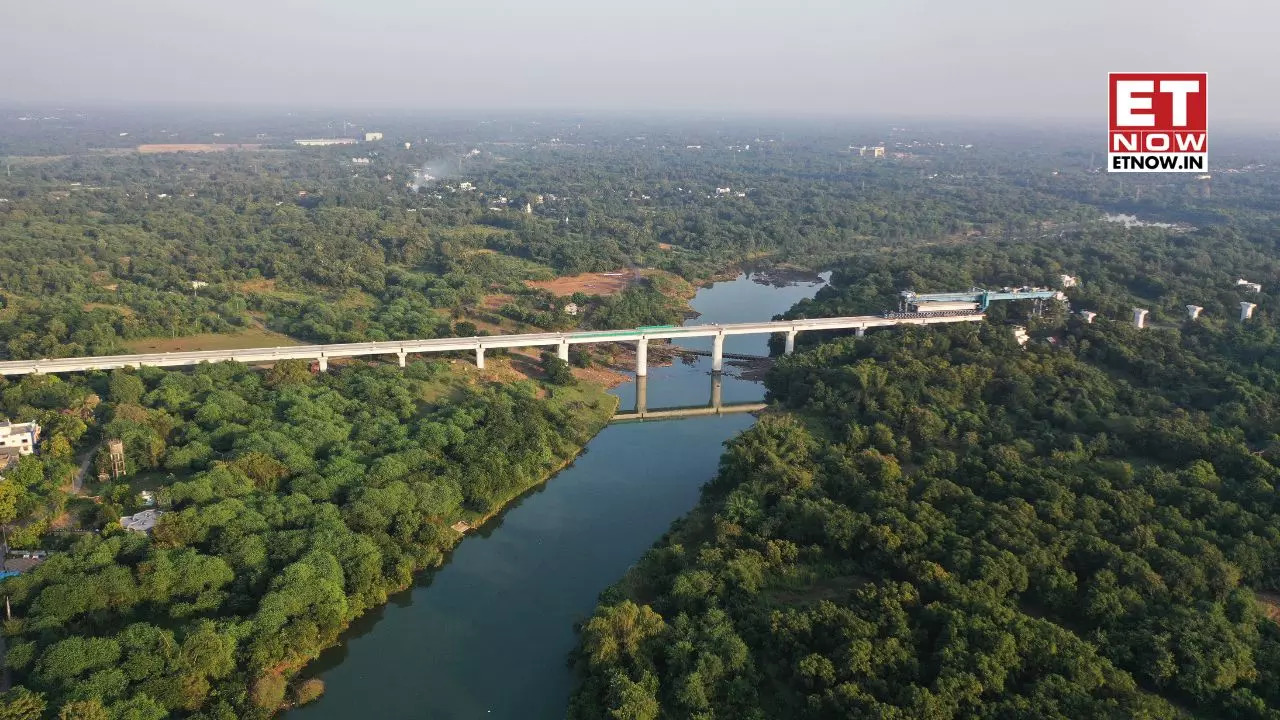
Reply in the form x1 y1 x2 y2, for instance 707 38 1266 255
190 280 208 290
352 157 370 164
1012 326 1030 347
563 303 580 316
294 138 358 146
364 132 384 142
1059 274 1078 288
1237 279 1263 292
120 509 164 533
872 146 886 158
0 421 39 456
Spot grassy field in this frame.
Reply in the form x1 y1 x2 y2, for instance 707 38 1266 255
123 328 302 353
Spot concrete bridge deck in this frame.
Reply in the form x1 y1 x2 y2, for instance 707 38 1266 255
0 312 984 377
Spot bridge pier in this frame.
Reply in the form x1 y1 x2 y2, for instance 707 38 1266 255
397 351 407 368
557 340 570 362
317 356 328 373
711 333 725 372
475 346 485 370
711 372 722 410
784 329 797 354
635 375 647 414
635 337 647 377
856 326 865 337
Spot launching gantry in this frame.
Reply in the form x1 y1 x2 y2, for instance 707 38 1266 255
898 286 1068 316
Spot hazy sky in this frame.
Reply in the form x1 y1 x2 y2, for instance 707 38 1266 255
4 0 1276 121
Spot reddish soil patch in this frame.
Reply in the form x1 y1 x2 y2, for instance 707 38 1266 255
481 294 513 310
573 365 630 388
527 271 633 297
657 242 674 250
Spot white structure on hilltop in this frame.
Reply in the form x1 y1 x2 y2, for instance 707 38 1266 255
1059 274 1079 288
1186 305 1204 320
1133 308 1149 329
1079 310 1097 324
0 421 39 456
120 509 164 533
1241 302 1257 321
364 132 383 142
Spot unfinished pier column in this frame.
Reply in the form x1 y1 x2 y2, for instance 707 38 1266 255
1241 302 1257 321
1186 305 1203 320
475 345 485 369
1133 308 1149 329
712 333 725 372
855 326 866 337
1080 311 1097 323
635 337 648 377
557 339 570 362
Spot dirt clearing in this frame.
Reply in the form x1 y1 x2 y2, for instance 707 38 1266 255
123 328 302 353
526 271 634 297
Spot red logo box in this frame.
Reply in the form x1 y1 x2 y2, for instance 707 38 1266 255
1108 72 1207 172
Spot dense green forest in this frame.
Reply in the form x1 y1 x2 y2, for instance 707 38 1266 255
3 110 1280 718
0 114 1119 361
0 360 613 718
570 216 1280 718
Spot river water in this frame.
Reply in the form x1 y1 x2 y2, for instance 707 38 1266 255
288 271 829 720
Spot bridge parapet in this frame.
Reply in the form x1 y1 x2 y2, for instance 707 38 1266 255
0 313 985 377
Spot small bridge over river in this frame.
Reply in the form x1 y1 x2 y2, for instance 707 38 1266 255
0 313 985 378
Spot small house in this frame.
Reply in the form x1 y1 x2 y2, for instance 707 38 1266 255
0 420 39 456
120 509 164 533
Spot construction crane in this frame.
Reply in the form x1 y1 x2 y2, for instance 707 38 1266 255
899 287 1067 313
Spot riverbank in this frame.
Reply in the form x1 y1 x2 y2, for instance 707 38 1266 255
265 378 620 713
285 271 831 720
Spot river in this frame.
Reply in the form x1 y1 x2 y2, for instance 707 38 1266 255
288 270 830 720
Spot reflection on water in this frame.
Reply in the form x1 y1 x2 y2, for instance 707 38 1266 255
287 272 826 720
